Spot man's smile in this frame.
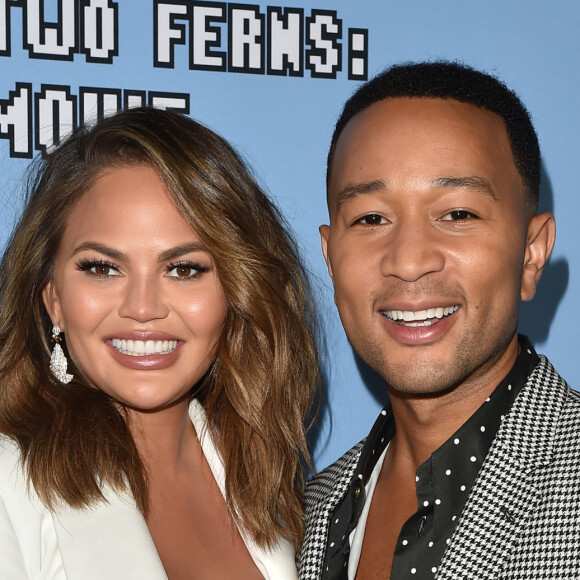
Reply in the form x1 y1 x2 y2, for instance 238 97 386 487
381 305 459 327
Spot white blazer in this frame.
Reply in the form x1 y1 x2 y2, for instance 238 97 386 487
0 400 298 579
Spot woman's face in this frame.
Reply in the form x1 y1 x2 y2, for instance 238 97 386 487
43 165 228 413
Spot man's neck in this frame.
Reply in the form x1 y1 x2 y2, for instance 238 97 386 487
386 333 520 468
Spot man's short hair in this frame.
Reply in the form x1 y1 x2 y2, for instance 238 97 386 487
327 61 540 210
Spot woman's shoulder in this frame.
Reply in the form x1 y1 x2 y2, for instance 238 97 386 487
0 433 55 530
0 436 68 578
0 434 46 528
0 435 23 471
0 435 30 495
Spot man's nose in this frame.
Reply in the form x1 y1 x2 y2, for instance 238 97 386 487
379 221 445 282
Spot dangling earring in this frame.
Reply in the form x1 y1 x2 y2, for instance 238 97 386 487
50 324 73 384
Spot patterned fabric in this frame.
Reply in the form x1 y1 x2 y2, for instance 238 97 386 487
298 442 363 579
298 356 580 579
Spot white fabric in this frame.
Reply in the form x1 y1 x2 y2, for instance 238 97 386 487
189 399 298 580
0 400 297 579
346 445 388 580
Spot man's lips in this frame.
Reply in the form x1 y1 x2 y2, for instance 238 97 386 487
381 305 460 327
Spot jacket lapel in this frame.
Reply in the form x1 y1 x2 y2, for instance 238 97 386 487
437 356 566 579
53 488 167 580
299 442 364 579
189 400 299 580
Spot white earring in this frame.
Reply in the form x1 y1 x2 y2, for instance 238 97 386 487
50 324 73 384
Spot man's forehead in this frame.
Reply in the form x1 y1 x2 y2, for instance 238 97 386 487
336 96 506 144
331 97 509 166
326 96 522 213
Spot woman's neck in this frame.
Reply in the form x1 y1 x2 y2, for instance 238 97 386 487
127 398 199 473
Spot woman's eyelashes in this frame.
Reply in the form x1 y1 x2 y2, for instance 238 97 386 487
76 258 211 280
166 261 210 280
76 258 120 277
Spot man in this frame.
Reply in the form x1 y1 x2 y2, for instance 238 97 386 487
298 62 580 579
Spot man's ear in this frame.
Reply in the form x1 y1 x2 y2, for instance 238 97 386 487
42 280 63 329
521 212 556 302
319 224 333 279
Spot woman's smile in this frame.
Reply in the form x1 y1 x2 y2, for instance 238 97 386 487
110 338 179 356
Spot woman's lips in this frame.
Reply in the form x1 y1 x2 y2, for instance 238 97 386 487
106 338 182 370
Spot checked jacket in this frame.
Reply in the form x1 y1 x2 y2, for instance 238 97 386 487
298 356 580 579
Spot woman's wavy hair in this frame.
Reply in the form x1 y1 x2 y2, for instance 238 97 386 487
0 106 319 548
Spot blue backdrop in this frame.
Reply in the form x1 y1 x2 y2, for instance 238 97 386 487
1 0 578 469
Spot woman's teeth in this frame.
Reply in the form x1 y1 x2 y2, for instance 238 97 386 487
111 339 178 356
382 305 459 327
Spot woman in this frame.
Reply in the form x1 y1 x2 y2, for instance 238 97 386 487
0 107 319 579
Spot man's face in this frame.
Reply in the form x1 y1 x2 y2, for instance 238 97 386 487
321 97 551 397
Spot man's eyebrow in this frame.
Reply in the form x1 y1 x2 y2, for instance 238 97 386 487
334 179 387 209
430 176 497 200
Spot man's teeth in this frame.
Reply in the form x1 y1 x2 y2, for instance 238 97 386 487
382 305 459 326
111 339 178 356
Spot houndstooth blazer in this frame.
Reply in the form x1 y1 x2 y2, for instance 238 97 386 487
298 356 580 579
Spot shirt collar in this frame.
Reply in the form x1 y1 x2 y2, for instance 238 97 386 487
356 334 539 487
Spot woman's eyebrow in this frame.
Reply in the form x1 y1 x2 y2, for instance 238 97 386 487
70 241 126 260
69 242 209 263
158 243 208 262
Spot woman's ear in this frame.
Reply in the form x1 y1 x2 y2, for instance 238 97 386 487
42 280 63 329
521 212 556 302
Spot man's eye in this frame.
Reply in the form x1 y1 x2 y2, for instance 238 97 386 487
441 210 476 221
357 214 385 225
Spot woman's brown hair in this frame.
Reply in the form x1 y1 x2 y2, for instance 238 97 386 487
0 107 319 548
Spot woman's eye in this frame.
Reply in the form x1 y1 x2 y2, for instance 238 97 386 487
170 266 196 278
91 264 117 276
441 210 477 221
167 263 208 279
77 260 120 277
357 214 385 226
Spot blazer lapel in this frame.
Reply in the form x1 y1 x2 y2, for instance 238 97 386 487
189 399 299 580
53 488 167 580
299 441 364 579
437 357 566 579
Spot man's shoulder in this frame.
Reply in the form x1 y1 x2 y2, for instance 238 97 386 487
306 439 365 510
543 358 580 445
561 377 580 415
531 354 580 417
299 441 365 578
510 354 580 464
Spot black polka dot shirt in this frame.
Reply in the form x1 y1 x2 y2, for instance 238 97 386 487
320 335 540 579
